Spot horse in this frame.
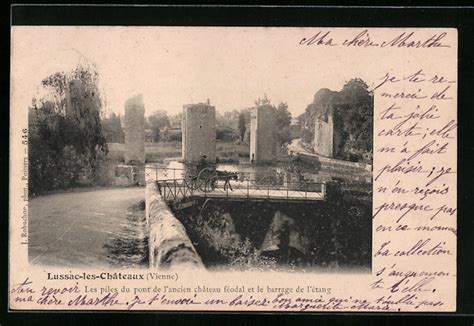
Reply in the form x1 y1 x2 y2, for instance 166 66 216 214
216 170 239 191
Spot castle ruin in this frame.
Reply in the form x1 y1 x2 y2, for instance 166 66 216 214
124 94 145 163
182 102 216 163
313 107 341 158
250 105 277 163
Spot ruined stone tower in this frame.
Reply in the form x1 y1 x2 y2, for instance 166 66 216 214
313 107 341 158
124 94 145 163
182 103 216 163
250 105 277 163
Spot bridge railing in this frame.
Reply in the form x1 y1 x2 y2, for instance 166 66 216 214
146 166 303 186
156 178 326 202
145 166 189 181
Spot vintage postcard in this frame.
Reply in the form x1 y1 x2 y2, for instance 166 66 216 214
9 27 457 311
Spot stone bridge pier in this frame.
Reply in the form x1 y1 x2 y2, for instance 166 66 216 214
114 95 146 186
182 102 216 163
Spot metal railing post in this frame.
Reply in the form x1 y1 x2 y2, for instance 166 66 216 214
173 180 177 200
154 167 327 202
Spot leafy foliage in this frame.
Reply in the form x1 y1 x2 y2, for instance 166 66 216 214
216 127 238 141
254 96 293 147
28 65 107 195
275 102 292 146
147 110 171 142
101 112 124 143
238 112 246 141
302 78 373 162
254 93 271 106
178 196 371 270
336 78 373 156
189 209 277 270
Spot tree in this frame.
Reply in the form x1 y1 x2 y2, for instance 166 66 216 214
301 78 373 162
296 112 305 124
336 78 373 154
29 64 107 194
216 127 238 141
218 109 240 129
101 112 124 143
148 110 171 142
254 96 292 147
238 112 246 141
169 112 182 128
275 102 292 146
276 102 292 127
238 108 252 144
255 93 271 106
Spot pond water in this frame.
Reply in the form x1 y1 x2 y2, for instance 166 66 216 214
145 160 284 188
146 160 281 178
152 160 372 272
145 159 332 189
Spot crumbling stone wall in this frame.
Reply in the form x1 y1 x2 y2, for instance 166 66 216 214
313 107 341 158
124 95 145 163
303 85 373 162
182 103 216 163
249 105 277 163
146 181 204 270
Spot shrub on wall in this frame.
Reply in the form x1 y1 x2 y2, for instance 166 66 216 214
28 64 107 195
302 79 373 162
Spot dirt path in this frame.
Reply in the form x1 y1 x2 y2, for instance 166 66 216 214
28 187 145 268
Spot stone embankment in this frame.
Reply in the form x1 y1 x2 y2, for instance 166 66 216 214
145 181 204 270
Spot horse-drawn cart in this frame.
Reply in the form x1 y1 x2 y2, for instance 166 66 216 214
185 166 238 192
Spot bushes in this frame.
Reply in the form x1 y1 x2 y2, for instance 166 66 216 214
176 197 372 270
28 65 107 195
92 154 116 187
101 113 124 143
216 141 249 163
189 210 277 270
302 79 373 162
28 115 98 195
162 129 182 142
216 127 238 142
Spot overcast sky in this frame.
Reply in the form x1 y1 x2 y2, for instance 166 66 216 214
12 26 453 118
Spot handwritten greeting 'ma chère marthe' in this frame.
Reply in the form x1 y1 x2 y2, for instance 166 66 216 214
299 30 450 49
371 67 457 310
10 277 443 311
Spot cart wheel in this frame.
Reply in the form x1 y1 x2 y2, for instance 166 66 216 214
198 168 218 192
186 174 201 190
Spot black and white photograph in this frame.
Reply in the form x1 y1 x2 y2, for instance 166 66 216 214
6 3 474 322
10 23 459 313
23 27 373 273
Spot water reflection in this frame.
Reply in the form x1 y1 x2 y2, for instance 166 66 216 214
146 160 288 188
